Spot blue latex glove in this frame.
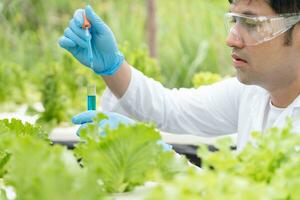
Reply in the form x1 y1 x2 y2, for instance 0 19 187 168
59 5 124 75
72 111 135 134
72 111 172 151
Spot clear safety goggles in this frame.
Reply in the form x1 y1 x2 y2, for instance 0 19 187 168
224 12 300 46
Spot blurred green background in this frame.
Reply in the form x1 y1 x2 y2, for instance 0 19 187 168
0 0 233 126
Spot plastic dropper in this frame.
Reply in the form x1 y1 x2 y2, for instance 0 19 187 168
82 12 94 69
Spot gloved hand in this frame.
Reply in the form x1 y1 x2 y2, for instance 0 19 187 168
59 5 124 75
72 111 172 151
72 111 135 135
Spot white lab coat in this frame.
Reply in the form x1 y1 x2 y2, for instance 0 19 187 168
101 67 300 150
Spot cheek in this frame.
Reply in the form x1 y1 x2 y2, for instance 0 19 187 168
247 40 285 70
247 49 270 72
248 48 294 84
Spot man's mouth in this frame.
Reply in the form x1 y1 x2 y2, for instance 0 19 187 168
231 53 248 68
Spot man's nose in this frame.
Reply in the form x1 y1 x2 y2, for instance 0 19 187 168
226 28 245 49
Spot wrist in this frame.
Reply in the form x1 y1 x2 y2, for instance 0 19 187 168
102 61 131 98
95 52 125 76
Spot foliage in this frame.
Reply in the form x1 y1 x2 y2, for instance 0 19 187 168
120 42 163 82
35 52 107 127
0 118 105 200
0 118 48 141
3 136 105 200
192 71 222 87
157 0 232 87
0 117 189 198
146 123 300 200
1 117 300 199
0 119 48 177
74 113 189 193
57 52 106 113
0 62 27 104
0 187 8 200
0 0 232 122
146 170 280 200
37 65 68 125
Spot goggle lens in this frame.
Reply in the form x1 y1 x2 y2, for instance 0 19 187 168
224 13 300 46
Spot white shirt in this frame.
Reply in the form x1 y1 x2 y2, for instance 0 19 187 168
101 67 300 150
262 101 285 132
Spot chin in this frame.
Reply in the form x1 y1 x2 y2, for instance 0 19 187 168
236 73 254 85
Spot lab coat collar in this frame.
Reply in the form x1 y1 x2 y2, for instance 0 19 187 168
238 93 300 151
273 94 300 129
250 91 270 132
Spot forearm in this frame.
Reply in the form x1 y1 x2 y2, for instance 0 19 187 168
101 61 131 99
102 70 240 136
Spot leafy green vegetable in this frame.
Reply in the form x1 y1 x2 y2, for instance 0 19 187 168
74 114 189 193
198 123 300 183
0 119 49 177
0 189 8 200
0 119 107 199
120 42 163 82
154 150 189 181
147 122 300 200
0 119 48 141
192 71 222 87
146 169 281 200
38 67 68 126
0 62 27 104
3 135 105 200
0 116 189 197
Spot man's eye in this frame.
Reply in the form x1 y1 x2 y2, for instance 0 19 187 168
243 18 257 28
230 16 237 23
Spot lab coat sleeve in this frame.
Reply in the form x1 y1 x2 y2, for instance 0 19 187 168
101 66 244 137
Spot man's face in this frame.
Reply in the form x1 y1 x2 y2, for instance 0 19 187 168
226 0 300 90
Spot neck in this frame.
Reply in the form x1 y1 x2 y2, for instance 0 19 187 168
268 79 300 108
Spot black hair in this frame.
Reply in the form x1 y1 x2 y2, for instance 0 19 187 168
228 0 300 45
228 0 300 13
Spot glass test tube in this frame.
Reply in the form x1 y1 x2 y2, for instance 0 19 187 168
87 84 96 110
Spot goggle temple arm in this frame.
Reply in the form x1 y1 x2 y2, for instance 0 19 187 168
284 15 300 27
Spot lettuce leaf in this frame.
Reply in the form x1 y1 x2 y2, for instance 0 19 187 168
3 135 105 200
74 114 189 193
0 119 49 178
147 122 300 199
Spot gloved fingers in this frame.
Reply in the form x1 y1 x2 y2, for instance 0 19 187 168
72 110 97 125
64 27 87 49
69 19 89 41
156 140 173 152
85 5 106 34
73 9 85 28
99 117 128 130
98 112 135 129
77 123 107 137
108 112 136 125
99 118 110 129
59 36 77 51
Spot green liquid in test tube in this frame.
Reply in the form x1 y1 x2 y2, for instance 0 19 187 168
87 85 96 110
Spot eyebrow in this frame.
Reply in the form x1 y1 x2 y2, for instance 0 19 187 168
242 11 258 16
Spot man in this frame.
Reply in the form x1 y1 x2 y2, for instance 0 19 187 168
59 0 300 150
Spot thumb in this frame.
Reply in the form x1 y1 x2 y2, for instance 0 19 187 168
72 110 97 124
85 5 106 33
